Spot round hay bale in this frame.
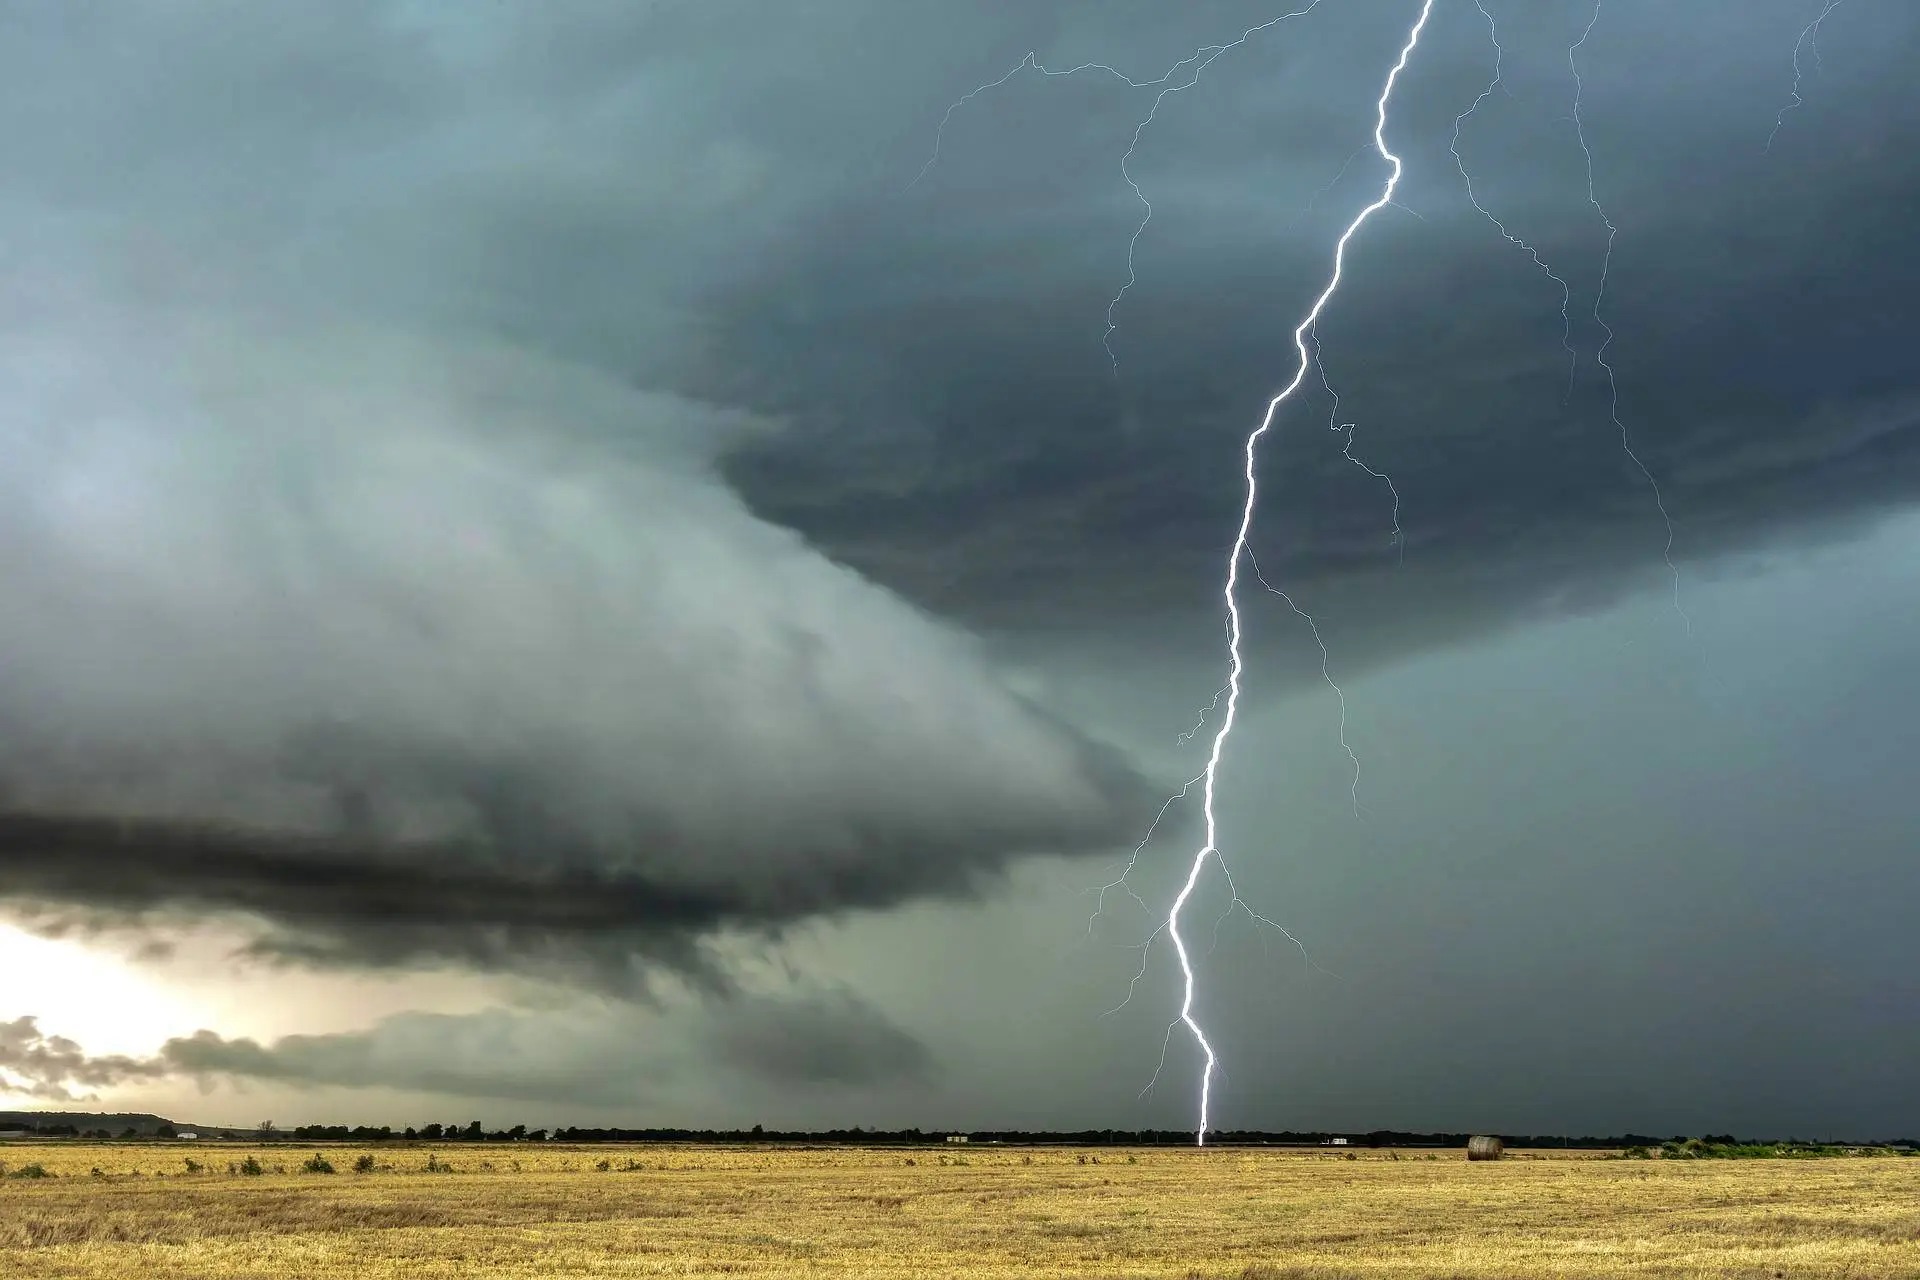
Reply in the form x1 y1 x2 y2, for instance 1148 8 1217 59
1466 1135 1504 1161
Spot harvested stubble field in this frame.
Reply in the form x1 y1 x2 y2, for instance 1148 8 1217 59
2 1142 1917 1278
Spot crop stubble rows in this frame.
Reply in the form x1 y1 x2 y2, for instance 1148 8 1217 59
2 1143 1917 1277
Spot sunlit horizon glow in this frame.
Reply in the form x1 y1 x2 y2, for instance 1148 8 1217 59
0 924 203 1070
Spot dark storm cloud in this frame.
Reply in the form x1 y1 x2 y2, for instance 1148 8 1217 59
700 990 932 1087
5 993 928 1107
0 0 1914 984
0 315 1149 985
693 0 1920 658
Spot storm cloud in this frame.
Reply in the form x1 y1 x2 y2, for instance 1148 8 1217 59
160 992 931 1105
4 992 929 1109
0 1017 168 1103
706 0 1920 655
0 0 1915 1133
0 308 1149 983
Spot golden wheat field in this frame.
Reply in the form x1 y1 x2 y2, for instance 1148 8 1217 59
2 1142 1917 1278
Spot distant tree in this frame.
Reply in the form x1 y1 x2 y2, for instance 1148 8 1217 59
404 1127 419 1140
256 1121 278 1139
752 1124 764 1138
464 1120 483 1141
119 1127 139 1139
421 1124 443 1140
155 1125 177 1139
507 1125 526 1140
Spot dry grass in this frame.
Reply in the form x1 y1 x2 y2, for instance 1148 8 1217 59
1 1142 1916 1277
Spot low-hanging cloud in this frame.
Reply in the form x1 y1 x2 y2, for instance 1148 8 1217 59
164 993 932 1105
0 289 1150 984
0 1017 169 1103
1 993 930 1110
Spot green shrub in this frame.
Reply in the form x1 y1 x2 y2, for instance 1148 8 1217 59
302 1154 335 1174
238 1156 265 1176
7 1163 50 1180
353 1154 377 1174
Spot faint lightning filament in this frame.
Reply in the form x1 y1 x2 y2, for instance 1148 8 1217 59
1768 1 1846 153
1450 0 1579 397
910 4 1326 368
1570 2 1690 634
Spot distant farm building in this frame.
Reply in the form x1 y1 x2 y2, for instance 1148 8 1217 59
1325 1137 1349 1146
175 1132 199 1140
945 1134 969 1144
1466 1135 1505 1161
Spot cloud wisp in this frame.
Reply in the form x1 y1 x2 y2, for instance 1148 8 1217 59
0 1017 169 1103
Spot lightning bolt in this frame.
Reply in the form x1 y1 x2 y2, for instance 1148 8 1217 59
1570 2 1690 635
1767 0 1846 153
1165 0 1436 1145
916 6 1414 1145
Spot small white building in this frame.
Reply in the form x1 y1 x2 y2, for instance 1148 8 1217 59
175 1133 198 1140
1326 1137 1348 1146
944 1134 969 1144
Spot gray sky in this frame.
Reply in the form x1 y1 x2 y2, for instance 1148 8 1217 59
1 0 1915 1140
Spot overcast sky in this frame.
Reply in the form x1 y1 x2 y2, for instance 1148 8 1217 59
2 0 1915 1141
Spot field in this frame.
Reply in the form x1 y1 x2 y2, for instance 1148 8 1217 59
3 1142 1918 1278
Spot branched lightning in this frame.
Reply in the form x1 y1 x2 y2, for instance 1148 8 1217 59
1247 547 1361 819
910 3 1326 369
903 0 1799 1152
918 5 1413 1146
1570 3 1690 635
1087 775 1202 943
1313 326 1403 564
1284 144 1374 236
1767 0 1846 153
1450 0 1579 397
1176 687 1231 746
1163 0 1436 1145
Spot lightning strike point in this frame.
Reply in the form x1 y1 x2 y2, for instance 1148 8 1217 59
920 0 1435 1148
1170 0 1436 1146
